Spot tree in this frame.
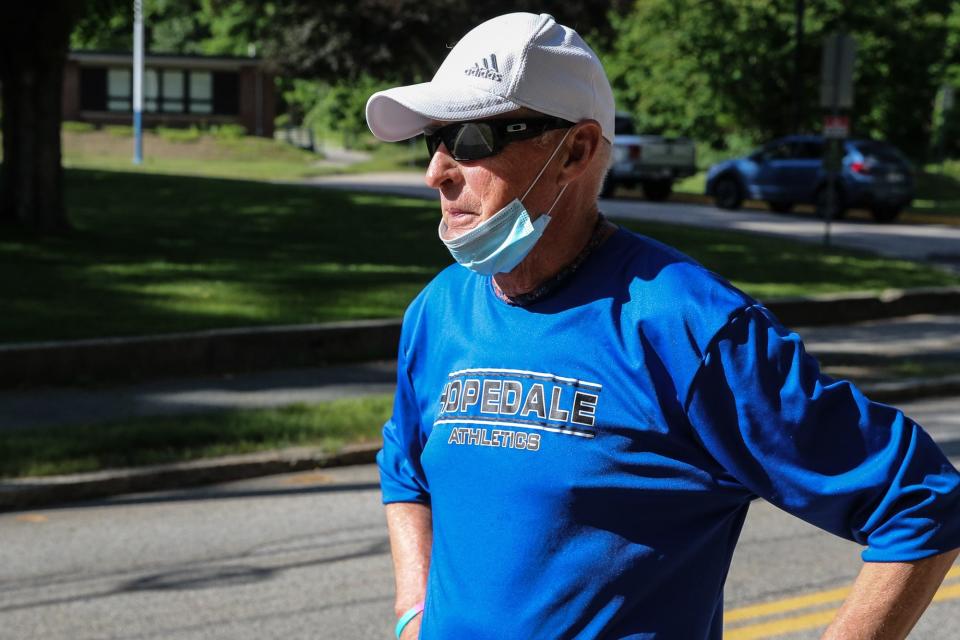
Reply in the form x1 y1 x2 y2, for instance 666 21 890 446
254 1 627 148
0 1 131 232
1 4 87 231
71 0 273 56
261 0 627 84
926 2 960 159
604 0 952 159
840 0 951 160
1 0 270 232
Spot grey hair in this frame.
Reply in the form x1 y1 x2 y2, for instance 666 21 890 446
535 129 611 200
590 140 613 200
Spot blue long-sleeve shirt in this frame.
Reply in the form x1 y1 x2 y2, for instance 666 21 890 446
378 226 960 639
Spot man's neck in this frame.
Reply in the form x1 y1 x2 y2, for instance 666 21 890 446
493 203 610 298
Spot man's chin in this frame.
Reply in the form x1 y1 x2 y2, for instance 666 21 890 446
441 214 482 238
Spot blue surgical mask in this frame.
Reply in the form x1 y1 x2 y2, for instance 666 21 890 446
438 130 571 275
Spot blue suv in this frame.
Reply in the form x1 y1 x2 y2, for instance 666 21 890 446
705 135 914 222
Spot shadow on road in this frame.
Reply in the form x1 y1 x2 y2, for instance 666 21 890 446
33 480 382 513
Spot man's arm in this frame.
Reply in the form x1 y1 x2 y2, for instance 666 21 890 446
386 502 433 640
822 548 959 640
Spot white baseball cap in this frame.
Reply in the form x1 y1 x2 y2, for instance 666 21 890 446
365 12 615 143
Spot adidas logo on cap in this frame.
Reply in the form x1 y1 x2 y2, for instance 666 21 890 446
464 53 503 82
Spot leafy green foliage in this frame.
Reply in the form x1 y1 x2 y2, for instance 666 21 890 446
931 4 960 159
71 0 274 56
282 76 394 148
605 0 952 159
62 121 97 133
156 125 203 143
210 123 248 140
262 0 625 82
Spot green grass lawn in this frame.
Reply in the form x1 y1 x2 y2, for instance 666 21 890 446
1 169 449 342
60 125 425 182
910 164 960 219
63 126 331 181
0 395 392 478
50 125 960 222
1 169 957 344
621 221 959 301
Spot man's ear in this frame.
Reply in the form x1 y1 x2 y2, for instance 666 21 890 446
559 121 602 184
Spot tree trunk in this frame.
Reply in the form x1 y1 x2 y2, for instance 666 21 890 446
0 4 80 233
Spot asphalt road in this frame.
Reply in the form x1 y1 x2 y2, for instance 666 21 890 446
307 172 960 271
2 397 957 640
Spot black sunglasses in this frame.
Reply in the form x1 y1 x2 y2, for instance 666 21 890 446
424 117 575 161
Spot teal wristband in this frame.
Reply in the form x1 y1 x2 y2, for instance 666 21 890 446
395 601 424 639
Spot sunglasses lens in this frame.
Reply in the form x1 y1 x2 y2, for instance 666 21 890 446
426 120 560 161
425 133 440 157
450 123 496 160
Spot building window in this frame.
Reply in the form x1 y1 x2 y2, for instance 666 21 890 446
89 65 239 116
144 69 160 112
107 68 131 111
162 70 184 112
189 71 213 114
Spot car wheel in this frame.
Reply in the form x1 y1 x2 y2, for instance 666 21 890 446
601 172 617 198
713 176 743 210
870 205 902 223
767 201 793 213
815 185 846 220
642 179 673 202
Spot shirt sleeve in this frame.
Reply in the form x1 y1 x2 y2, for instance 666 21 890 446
377 321 431 506
683 304 960 562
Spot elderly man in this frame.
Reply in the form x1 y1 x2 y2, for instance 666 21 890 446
365 12 960 640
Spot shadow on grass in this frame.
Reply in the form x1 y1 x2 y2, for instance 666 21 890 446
0 169 452 342
1 168 957 342
618 221 959 301
912 170 960 216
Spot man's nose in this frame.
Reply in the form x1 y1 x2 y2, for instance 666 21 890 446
424 143 463 189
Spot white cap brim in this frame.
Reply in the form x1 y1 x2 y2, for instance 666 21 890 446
366 81 521 142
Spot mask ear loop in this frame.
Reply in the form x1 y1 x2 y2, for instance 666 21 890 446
543 182 569 216
520 127 574 203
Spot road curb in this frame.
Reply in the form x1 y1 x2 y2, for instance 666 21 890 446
765 286 960 327
0 319 402 388
2 287 959 389
0 443 382 513
861 374 960 404
4 372 960 512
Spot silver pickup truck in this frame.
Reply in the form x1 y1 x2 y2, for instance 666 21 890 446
602 113 697 201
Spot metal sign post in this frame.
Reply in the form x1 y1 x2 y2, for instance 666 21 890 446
820 33 856 247
133 0 144 165
939 85 954 172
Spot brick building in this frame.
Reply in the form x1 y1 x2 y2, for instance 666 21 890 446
63 51 275 137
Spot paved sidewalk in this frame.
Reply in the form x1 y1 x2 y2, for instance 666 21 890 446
803 314 960 399
803 313 960 379
0 361 396 430
297 171 436 201
1 315 957 431
305 172 960 270
803 313 960 357
2 315 957 511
